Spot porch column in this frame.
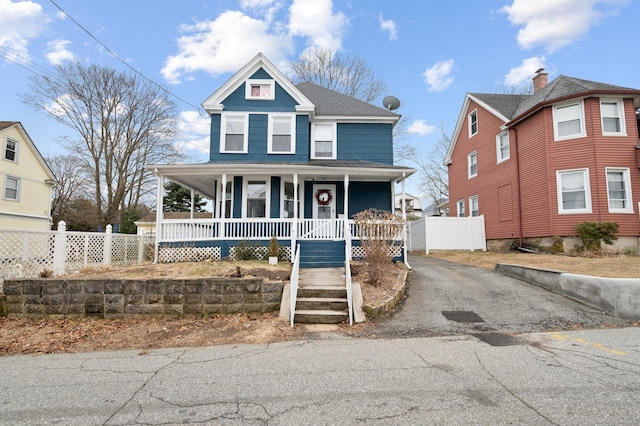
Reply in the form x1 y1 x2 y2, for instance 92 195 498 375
343 174 350 260
190 189 195 219
154 173 164 263
291 173 298 260
220 174 227 240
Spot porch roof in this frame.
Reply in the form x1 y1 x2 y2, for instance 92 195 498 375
146 161 416 199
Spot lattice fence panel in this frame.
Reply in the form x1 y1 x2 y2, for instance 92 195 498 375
351 245 403 260
158 246 221 263
111 236 142 266
0 231 54 279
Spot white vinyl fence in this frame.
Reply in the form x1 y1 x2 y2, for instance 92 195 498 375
0 221 155 279
407 216 486 254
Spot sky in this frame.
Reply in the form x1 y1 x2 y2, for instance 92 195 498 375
1 0 639 198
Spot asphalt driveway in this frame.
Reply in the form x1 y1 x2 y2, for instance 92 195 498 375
368 254 634 338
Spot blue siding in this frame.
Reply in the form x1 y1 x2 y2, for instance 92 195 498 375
270 176 281 218
348 182 392 216
209 114 221 161
222 68 298 112
337 123 394 164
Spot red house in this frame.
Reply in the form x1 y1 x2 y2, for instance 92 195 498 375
445 71 640 252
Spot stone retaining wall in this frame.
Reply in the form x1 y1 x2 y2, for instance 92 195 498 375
0 278 284 319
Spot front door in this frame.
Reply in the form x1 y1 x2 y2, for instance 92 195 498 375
312 184 336 219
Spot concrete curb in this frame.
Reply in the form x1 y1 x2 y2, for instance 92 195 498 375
362 266 409 318
495 263 640 320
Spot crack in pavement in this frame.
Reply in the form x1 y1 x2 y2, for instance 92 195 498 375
474 351 560 425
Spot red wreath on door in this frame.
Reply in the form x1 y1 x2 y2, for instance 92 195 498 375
315 189 332 206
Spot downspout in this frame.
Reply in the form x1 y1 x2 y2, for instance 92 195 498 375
512 127 524 247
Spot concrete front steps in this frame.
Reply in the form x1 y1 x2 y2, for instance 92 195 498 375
294 268 349 324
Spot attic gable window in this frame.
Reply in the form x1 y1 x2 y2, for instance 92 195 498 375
600 99 626 136
553 101 586 141
468 109 478 137
4 137 17 162
220 113 248 153
245 79 275 100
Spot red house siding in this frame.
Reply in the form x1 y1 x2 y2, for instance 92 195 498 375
449 95 640 244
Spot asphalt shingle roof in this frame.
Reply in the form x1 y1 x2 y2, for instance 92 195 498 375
0 121 17 131
296 82 399 118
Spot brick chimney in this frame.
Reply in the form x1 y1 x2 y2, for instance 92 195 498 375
533 68 548 93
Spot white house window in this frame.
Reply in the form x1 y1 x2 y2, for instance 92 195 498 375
222 181 233 218
457 199 465 217
468 109 478 137
600 99 626 136
553 101 586 140
311 123 336 159
496 131 510 163
246 180 267 218
4 175 19 201
606 168 633 213
468 151 477 178
220 114 248 153
268 114 295 154
4 138 17 162
556 169 592 214
245 79 275 100
469 195 479 217
283 181 299 218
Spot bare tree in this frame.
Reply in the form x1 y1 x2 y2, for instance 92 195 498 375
23 63 184 226
46 154 89 227
401 126 451 206
292 48 388 104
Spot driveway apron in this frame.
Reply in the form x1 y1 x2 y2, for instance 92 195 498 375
370 254 633 338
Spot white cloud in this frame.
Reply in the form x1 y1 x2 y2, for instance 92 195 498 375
240 0 283 23
161 10 292 84
407 120 435 136
379 14 397 40
46 39 75 66
0 0 49 62
504 56 546 86
423 59 454 92
178 110 211 154
501 0 629 53
288 0 348 51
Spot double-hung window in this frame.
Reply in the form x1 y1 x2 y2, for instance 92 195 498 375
606 168 633 213
245 180 268 218
283 181 299 218
468 109 478 137
3 176 19 201
469 196 479 217
600 99 626 136
556 169 592 214
468 151 477 178
457 200 465 217
220 114 248 153
496 131 510 163
268 114 295 154
245 79 275 100
553 101 586 140
311 123 336 159
4 138 17 162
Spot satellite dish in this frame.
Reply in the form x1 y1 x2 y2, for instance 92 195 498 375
382 96 400 111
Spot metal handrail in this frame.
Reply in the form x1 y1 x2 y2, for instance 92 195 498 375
289 243 301 327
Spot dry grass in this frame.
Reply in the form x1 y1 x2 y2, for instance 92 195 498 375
425 251 640 278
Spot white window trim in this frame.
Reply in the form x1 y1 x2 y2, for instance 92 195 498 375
552 100 586 141
245 79 275 100
220 113 249 154
468 109 478 138
268 114 296 154
605 167 633 214
242 177 270 218
556 168 592 214
496 131 510 163
469 195 479 217
468 151 477 179
600 98 627 137
4 137 18 163
311 122 337 160
456 199 465 217
3 175 20 201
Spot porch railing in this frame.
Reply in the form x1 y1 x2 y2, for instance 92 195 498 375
290 244 301 327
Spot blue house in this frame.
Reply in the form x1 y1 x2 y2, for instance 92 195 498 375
148 53 415 269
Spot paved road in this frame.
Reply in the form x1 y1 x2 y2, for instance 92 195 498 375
367 254 634 338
